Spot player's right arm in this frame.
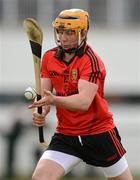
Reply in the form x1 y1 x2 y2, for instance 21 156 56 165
32 78 53 127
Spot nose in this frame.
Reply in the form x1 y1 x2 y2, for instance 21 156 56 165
60 32 67 41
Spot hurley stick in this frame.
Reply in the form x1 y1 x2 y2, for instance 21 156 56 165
23 18 47 148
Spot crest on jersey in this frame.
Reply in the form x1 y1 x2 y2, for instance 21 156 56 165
71 69 77 80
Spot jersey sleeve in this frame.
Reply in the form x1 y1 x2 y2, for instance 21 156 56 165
41 52 50 78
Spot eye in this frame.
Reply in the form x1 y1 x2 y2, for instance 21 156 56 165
56 29 76 36
65 30 75 35
57 30 63 34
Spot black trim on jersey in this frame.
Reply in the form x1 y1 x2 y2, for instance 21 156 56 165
86 47 100 83
55 47 65 60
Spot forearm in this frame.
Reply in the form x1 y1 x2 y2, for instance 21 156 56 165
52 93 92 111
28 80 98 111
41 78 53 96
51 81 98 111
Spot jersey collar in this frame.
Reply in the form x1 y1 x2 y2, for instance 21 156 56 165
54 42 87 61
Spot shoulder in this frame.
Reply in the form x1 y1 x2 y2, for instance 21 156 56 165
43 47 58 58
85 45 101 61
42 47 58 66
84 45 105 68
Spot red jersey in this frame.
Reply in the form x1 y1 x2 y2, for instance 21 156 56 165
41 43 115 135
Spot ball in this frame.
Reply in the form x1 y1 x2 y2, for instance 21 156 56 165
24 87 36 100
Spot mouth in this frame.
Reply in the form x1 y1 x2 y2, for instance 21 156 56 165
62 45 70 49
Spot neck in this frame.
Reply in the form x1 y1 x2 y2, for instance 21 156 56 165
64 52 75 62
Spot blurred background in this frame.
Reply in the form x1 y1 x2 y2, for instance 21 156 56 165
0 0 140 180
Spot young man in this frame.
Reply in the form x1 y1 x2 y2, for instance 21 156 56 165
29 9 133 180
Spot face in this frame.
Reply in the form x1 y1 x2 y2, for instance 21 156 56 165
56 29 87 51
57 29 78 50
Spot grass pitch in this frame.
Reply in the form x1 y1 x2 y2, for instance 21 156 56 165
2 176 140 180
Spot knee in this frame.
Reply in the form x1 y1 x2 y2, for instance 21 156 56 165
32 173 39 180
32 172 45 180
32 171 59 180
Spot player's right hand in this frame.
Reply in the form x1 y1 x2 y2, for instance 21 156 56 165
32 106 50 127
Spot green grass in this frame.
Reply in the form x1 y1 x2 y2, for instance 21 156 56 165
2 176 140 180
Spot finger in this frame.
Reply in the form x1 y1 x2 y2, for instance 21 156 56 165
28 98 46 108
33 118 45 123
28 102 43 109
32 112 45 120
33 120 45 127
33 124 44 127
32 107 37 113
42 106 49 116
44 89 51 95
32 115 45 123
43 89 48 93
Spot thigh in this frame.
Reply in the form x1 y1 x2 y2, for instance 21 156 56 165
32 158 65 180
101 155 131 179
108 167 133 180
40 150 82 174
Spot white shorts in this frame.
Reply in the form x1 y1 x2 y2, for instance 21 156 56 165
40 150 128 178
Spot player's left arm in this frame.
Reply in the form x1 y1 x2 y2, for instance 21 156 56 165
29 79 98 111
53 79 98 111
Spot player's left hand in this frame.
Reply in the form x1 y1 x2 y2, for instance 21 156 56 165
28 89 54 109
